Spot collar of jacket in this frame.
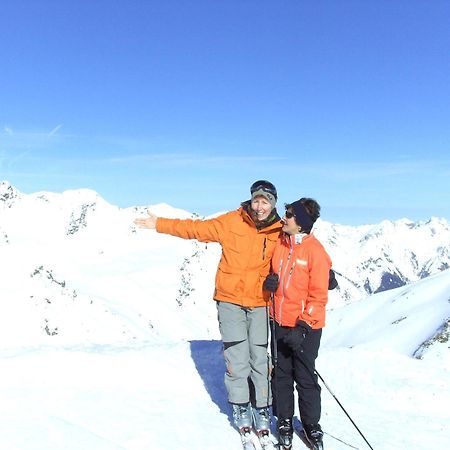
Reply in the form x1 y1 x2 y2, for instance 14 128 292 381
282 232 310 246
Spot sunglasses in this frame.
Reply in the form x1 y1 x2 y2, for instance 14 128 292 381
284 210 295 219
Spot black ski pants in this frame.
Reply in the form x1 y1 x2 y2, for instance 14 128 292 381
271 321 322 425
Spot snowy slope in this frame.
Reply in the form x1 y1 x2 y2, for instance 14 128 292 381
0 181 222 346
323 269 450 362
0 309 449 450
1 181 449 449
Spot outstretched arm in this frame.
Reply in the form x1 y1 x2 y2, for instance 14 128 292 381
134 210 158 229
135 209 230 243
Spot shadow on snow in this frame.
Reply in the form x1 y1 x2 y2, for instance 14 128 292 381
189 340 234 426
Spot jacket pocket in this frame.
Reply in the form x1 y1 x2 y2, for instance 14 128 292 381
216 265 243 297
228 227 250 250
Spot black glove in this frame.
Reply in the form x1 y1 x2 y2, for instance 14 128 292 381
328 269 338 290
283 320 312 351
263 273 279 292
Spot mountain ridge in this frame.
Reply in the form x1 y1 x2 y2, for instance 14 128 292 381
1 181 449 361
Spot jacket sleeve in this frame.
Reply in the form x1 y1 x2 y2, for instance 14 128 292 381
301 248 331 327
155 212 230 244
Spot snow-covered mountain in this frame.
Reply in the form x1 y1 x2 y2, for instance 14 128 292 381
1 180 449 347
315 217 450 304
1 180 219 346
1 181 449 449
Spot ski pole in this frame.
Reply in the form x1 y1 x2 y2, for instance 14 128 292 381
269 293 278 416
298 347 374 450
264 301 273 410
314 368 374 450
269 294 278 367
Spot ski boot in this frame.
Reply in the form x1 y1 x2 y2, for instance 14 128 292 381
233 403 252 429
277 418 293 450
303 423 324 450
233 404 253 449
252 407 273 448
253 406 271 434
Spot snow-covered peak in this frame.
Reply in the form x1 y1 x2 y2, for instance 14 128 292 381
315 216 450 301
131 202 195 219
1 182 449 350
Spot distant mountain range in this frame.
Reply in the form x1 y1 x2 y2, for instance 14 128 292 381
1 180 449 355
314 214 450 305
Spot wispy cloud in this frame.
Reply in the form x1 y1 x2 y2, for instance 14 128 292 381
1 124 73 140
48 124 63 137
0 125 76 154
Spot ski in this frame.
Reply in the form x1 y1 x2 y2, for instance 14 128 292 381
298 430 323 450
277 432 293 449
239 427 256 450
276 435 293 450
256 429 277 450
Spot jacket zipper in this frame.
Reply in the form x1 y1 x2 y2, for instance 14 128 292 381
285 262 295 290
277 243 293 323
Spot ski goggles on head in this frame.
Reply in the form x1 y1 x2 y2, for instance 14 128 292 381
250 180 277 199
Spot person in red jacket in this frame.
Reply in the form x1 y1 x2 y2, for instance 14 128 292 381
134 181 282 439
263 197 332 450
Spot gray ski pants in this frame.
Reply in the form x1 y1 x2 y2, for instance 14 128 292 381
216 301 272 408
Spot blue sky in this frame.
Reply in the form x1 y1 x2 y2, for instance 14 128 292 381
1 0 449 225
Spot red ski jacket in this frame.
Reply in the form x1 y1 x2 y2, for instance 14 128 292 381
270 233 332 329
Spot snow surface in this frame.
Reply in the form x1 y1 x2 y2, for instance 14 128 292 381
1 182 449 449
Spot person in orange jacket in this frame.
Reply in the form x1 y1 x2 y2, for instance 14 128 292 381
263 197 332 450
134 181 282 436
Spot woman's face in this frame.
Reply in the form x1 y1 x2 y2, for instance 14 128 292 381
282 208 298 235
250 196 272 221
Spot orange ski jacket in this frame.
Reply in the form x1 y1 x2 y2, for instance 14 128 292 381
270 233 332 329
156 206 282 308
